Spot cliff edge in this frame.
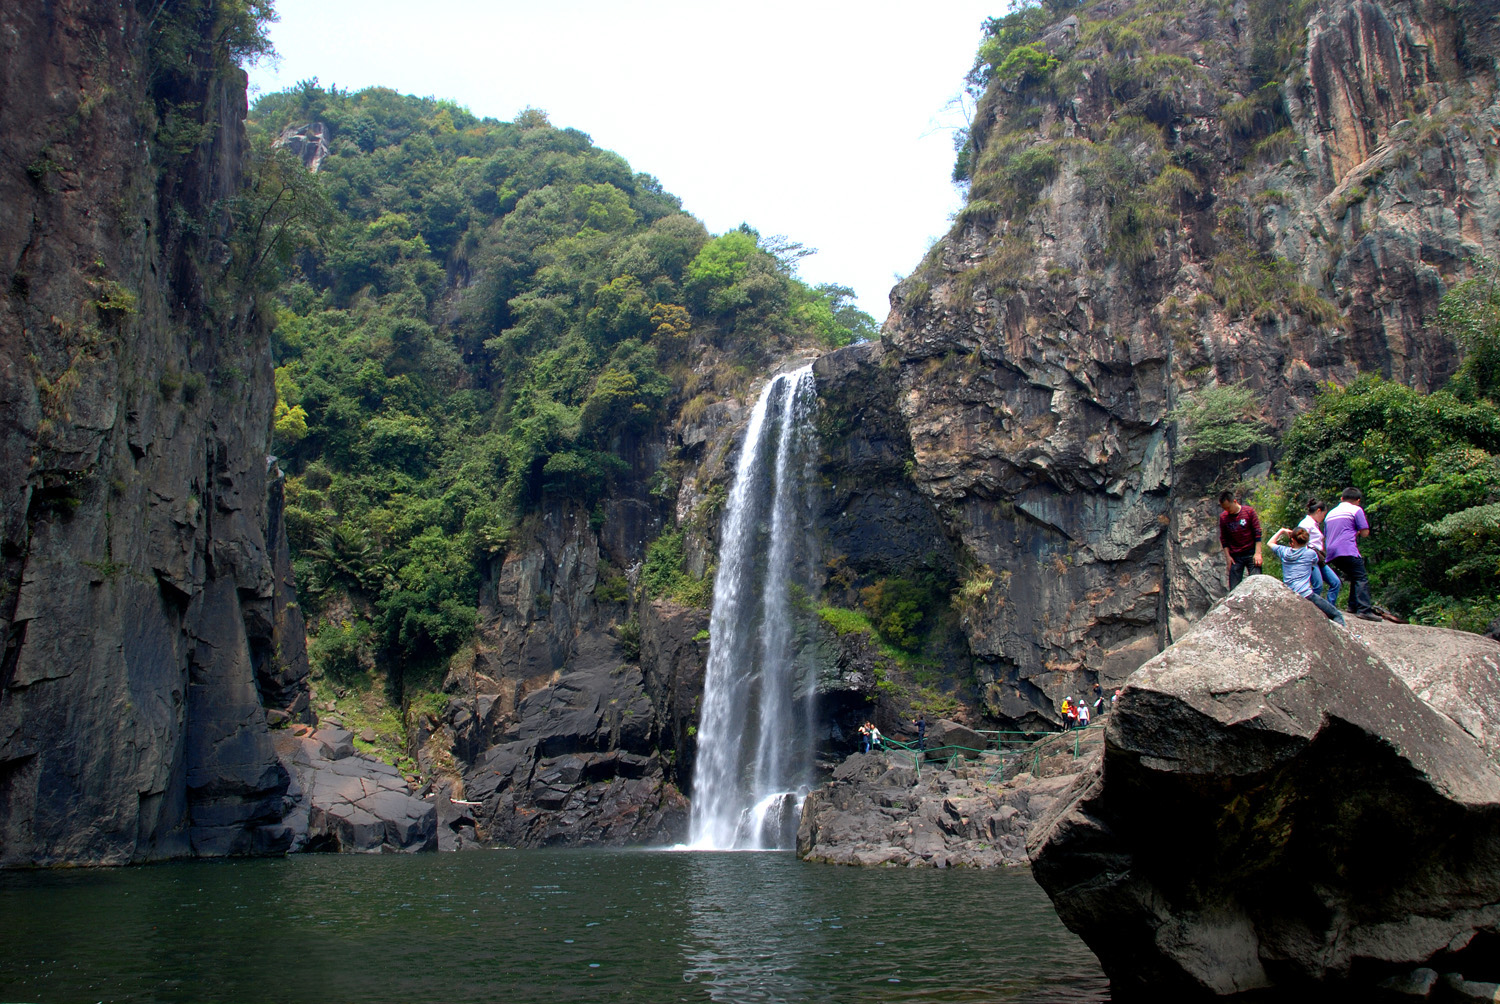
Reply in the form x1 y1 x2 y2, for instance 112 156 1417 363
0 1 311 864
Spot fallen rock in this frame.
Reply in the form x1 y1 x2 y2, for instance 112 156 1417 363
275 733 436 853
924 719 989 759
1028 576 1500 999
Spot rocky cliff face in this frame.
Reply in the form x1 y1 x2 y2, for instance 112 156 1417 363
879 0 1500 728
0 2 311 864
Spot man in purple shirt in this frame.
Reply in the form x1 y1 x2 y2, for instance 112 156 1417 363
1218 490 1262 590
1324 487 1380 621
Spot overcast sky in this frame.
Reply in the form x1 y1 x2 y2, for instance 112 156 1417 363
248 1 999 322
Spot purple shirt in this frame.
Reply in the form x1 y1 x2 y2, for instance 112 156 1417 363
1323 501 1368 560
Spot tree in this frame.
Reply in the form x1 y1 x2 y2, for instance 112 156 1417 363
1168 383 1272 461
1439 258 1500 400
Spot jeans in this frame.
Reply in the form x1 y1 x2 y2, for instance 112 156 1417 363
1328 555 1374 614
1228 552 1259 590
1307 591 1345 625
1309 562 1341 608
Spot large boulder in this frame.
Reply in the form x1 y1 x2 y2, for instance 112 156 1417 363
1028 576 1500 999
275 731 436 853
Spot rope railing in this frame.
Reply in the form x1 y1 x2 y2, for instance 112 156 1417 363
864 721 1105 779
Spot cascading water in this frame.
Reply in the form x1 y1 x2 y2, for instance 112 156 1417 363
688 365 819 850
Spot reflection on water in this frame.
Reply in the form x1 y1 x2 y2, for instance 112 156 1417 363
0 849 1107 1003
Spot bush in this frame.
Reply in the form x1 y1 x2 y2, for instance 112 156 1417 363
1169 383 1272 461
309 619 373 683
859 577 933 651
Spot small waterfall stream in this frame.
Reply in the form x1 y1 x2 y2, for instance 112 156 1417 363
688 365 818 850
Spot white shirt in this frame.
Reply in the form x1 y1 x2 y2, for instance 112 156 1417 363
1298 514 1325 553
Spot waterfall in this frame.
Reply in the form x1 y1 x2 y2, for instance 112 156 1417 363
688 365 818 850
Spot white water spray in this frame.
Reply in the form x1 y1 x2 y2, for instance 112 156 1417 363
688 366 818 850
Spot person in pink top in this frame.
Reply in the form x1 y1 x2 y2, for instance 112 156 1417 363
1323 487 1380 621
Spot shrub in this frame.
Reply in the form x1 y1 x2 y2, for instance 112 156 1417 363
1169 382 1272 461
859 577 932 651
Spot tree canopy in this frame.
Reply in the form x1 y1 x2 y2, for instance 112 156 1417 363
247 83 877 674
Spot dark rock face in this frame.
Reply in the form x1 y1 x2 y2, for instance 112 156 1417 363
0 3 311 864
875 0 1500 730
436 520 691 845
1027 577 1500 998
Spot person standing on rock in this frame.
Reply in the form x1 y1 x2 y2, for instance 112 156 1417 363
1269 526 1345 625
1218 491 1263 589
859 722 872 754
913 715 926 751
1299 500 1341 607
1324 487 1381 621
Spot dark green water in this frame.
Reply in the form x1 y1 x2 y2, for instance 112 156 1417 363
0 850 1107 1003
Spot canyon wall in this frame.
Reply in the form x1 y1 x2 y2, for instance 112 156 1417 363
880 0 1500 727
0 1 309 864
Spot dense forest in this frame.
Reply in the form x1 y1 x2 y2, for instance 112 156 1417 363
244 84 876 715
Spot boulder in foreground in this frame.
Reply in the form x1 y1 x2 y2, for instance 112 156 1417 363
1028 576 1500 999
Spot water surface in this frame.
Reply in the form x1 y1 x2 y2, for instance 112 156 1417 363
0 850 1107 1003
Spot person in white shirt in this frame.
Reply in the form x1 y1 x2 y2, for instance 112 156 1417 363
1298 499 1341 607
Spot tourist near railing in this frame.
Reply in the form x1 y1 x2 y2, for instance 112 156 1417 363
870 722 1105 781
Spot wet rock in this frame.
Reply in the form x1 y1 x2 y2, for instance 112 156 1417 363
1027 577 1500 999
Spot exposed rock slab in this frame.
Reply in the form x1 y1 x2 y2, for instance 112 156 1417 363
1028 576 1500 998
275 729 436 853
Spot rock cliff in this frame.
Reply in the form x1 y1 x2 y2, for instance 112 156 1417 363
880 0 1500 729
0 2 313 864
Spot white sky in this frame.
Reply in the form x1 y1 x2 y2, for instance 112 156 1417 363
247 1 999 322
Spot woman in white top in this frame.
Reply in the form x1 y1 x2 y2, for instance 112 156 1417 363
1298 499 1342 607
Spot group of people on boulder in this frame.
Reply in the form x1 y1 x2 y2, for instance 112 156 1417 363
1218 487 1382 623
856 721 885 753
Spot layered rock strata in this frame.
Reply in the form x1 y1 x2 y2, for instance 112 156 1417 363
1027 576 1500 998
0 3 310 864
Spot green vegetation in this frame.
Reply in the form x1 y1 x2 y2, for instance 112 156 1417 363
1265 267 1500 628
640 529 712 607
1169 383 1273 462
859 577 938 651
248 83 874 686
1271 376 1500 627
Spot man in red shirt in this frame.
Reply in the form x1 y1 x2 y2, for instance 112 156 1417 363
1218 490 1263 590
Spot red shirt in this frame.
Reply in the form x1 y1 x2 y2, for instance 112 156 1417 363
1219 504 1262 556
